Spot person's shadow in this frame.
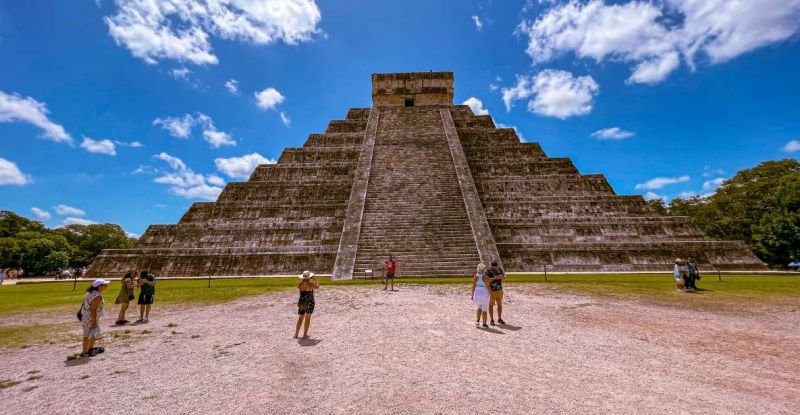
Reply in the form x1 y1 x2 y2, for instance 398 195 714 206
498 323 522 332
480 327 505 335
65 356 91 367
298 338 322 347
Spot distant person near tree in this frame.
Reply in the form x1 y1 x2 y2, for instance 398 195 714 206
486 261 506 325
673 259 689 292
137 271 156 323
295 271 320 339
384 255 398 291
114 270 137 325
686 258 700 290
80 279 110 357
472 263 491 328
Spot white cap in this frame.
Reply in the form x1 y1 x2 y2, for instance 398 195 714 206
92 279 111 288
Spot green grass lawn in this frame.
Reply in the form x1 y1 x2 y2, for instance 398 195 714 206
1 273 798 316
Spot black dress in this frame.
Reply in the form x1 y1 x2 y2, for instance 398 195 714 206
298 290 315 315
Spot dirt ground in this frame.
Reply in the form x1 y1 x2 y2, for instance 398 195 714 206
1 283 798 414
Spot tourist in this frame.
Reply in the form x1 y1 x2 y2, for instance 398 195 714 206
486 261 506 325
137 270 156 323
114 270 137 325
0 268 7 284
383 255 398 291
686 258 700 291
472 263 491 328
673 259 688 292
80 279 110 357
295 271 319 339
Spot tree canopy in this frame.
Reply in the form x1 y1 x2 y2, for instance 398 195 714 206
0 211 137 275
660 159 800 269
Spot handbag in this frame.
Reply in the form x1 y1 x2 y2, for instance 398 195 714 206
128 293 135 301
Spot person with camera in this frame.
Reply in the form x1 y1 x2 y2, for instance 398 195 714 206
486 261 506 325
137 270 156 322
295 271 320 339
114 270 137 325
383 255 398 291
472 263 491 328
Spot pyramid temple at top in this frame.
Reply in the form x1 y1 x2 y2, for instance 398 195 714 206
88 72 766 279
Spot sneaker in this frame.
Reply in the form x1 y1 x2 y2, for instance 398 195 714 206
143 317 149 323
490 320 496 326
498 319 506 325
475 321 480 328
482 323 489 328
115 320 125 325
136 318 144 323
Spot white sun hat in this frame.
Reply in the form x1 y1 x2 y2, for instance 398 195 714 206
299 271 315 279
92 279 111 287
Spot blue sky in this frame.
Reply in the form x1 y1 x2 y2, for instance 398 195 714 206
1 0 799 236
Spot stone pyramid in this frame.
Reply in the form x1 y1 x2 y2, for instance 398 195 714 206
88 72 765 279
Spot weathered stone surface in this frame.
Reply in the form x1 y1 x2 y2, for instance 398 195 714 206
87 71 766 279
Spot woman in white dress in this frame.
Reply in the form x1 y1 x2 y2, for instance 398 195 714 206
471 263 491 328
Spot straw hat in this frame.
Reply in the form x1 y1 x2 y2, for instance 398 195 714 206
299 270 315 280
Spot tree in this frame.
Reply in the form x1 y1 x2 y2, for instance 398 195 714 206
645 198 667 215
666 159 800 268
56 224 135 267
0 237 21 268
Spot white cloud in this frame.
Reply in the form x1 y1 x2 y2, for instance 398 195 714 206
591 127 635 140
215 153 275 179
153 152 223 200
783 140 800 153
63 217 99 226
635 175 690 190
31 207 51 221
702 177 725 191
81 137 117 156
502 70 598 119
115 140 143 148
644 191 666 201
104 0 322 65
0 91 72 144
255 87 285 110
225 79 240 95
154 113 235 147
53 204 86 216
280 111 291 127
126 231 141 238
678 191 698 199
153 114 195 138
202 129 236 148
462 97 489 115
472 15 483 30
0 157 32 186
170 68 192 79
518 0 800 84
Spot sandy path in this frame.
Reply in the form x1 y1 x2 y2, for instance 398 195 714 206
1 283 798 414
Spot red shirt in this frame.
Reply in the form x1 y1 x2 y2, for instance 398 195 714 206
385 260 396 273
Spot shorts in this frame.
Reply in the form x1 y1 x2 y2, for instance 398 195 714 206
138 293 154 305
489 290 503 305
385 272 395 279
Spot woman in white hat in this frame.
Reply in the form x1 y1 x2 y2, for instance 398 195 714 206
295 271 319 339
80 279 110 357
